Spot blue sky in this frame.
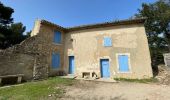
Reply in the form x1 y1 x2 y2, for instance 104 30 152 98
1 0 157 33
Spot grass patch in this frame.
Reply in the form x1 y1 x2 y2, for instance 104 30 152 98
0 77 74 100
114 78 158 83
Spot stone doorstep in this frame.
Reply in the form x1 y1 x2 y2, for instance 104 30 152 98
95 78 117 83
76 77 117 83
60 75 117 83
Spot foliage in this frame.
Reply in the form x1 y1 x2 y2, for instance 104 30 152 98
0 2 13 25
0 23 27 49
0 77 74 100
135 0 170 65
0 2 29 49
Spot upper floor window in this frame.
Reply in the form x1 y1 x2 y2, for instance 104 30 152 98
104 37 112 47
54 31 61 44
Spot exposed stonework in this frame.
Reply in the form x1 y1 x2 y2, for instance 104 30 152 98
0 36 42 80
0 34 65 81
0 49 34 80
164 53 170 67
156 65 170 85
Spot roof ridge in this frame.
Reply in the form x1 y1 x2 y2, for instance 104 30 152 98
39 17 147 32
66 17 147 29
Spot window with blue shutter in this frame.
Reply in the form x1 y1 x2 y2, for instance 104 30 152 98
54 31 61 43
52 53 60 69
104 37 112 47
118 55 129 72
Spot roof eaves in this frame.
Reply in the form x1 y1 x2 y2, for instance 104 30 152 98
40 20 67 31
39 17 146 32
66 17 146 32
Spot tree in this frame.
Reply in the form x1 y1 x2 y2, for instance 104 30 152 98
0 2 14 25
0 2 27 49
135 0 170 66
9 23 26 45
0 2 14 41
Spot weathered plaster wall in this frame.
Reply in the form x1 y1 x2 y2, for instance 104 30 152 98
64 24 153 79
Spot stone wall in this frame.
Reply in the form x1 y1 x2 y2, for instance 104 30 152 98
164 53 170 67
0 50 34 80
34 22 66 76
0 20 67 81
0 35 52 81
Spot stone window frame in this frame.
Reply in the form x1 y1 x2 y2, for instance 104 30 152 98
116 53 132 73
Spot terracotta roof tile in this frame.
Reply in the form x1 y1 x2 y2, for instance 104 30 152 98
40 17 146 32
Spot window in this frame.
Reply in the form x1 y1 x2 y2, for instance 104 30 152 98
54 31 61 43
104 37 112 47
51 52 60 68
118 55 130 72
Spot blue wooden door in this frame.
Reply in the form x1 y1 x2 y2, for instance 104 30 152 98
52 53 60 68
69 56 74 74
100 59 110 78
118 55 129 72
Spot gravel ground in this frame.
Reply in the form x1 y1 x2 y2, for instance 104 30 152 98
61 80 170 100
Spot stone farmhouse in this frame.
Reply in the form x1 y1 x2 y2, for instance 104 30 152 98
31 18 153 79
0 18 153 81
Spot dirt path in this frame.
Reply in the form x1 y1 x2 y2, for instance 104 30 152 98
61 80 170 100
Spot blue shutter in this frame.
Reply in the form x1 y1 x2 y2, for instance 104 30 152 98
118 55 129 72
54 31 61 43
52 53 60 68
104 37 112 47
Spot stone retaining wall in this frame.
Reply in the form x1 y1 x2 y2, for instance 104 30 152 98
164 53 170 67
0 35 51 81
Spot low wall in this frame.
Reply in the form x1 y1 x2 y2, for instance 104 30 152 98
164 53 170 67
0 53 34 80
0 35 49 81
